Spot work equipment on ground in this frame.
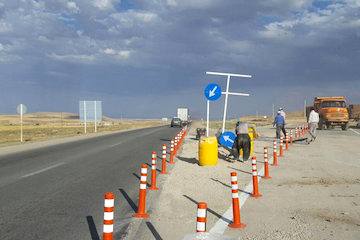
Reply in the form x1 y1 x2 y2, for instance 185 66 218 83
239 126 258 158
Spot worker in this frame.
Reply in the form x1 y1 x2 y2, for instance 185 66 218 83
279 107 286 120
307 107 319 143
273 111 286 139
232 120 251 162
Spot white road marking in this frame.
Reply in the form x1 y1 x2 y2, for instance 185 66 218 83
350 128 360 135
21 162 65 178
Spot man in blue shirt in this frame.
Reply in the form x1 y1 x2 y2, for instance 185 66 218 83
273 111 286 139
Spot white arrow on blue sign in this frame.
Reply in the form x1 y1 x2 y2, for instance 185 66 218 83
219 131 236 149
204 83 222 101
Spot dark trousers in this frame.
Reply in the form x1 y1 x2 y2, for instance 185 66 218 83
276 124 287 139
232 134 251 161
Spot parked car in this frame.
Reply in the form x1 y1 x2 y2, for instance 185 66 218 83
171 117 182 127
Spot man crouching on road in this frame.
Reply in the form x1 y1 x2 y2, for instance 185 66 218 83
307 107 319 143
232 120 251 162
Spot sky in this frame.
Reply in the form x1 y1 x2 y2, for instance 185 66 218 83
0 0 359 119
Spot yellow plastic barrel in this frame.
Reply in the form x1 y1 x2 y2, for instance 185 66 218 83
198 136 218 166
240 126 258 157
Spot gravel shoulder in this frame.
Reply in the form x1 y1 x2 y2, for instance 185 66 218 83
132 122 360 239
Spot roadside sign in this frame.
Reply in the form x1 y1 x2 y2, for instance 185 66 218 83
219 131 236 149
16 104 27 142
204 83 221 101
16 104 27 115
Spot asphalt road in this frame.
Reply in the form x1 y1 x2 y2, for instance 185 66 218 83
0 125 179 240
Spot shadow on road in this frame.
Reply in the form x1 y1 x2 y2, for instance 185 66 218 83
177 156 198 164
119 188 137 213
146 222 163 240
86 216 100 240
183 195 231 224
210 178 251 195
228 166 252 175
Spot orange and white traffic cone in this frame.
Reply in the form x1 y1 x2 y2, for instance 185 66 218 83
251 156 262 198
285 134 289 150
272 139 278 166
174 136 178 155
290 129 293 144
160 144 167 174
149 151 159 190
196 202 207 232
229 172 246 228
103 192 115 240
134 164 149 218
169 140 175 164
263 147 271 179
279 136 284 157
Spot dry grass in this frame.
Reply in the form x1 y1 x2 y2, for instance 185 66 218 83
198 111 307 131
0 112 165 146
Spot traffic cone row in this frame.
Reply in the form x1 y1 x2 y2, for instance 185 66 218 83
100 126 189 239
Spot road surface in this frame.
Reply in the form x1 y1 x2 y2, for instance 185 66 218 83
0 125 178 240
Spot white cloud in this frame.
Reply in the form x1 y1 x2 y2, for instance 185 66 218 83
0 20 12 33
67 1 80 13
103 48 131 60
48 53 96 63
93 0 117 10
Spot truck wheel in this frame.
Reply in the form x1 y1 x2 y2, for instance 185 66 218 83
326 123 331 129
341 123 349 131
318 119 324 130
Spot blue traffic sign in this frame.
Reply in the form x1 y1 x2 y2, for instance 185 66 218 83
219 131 236 149
204 83 221 101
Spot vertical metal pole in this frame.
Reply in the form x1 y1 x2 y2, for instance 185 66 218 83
272 104 275 119
222 75 231 133
206 100 209 137
84 101 87 134
94 101 97 133
304 99 307 119
20 105 23 143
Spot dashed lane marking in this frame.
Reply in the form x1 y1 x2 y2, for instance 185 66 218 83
21 162 65 179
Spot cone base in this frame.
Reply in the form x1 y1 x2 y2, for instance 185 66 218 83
251 193 262 198
160 172 168 174
149 186 159 190
133 213 149 219
272 163 278 166
263 176 272 179
169 162 175 164
229 222 246 229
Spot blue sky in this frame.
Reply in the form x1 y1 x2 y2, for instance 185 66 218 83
0 0 359 119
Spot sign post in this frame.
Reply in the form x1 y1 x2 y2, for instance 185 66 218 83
206 71 251 133
84 101 87 134
16 104 27 143
204 83 222 137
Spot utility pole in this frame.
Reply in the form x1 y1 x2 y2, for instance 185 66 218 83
272 104 275 119
94 101 97 133
304 99 307 119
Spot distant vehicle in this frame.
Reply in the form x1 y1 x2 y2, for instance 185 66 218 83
177 108 189 123
306 96 349 130
170 117 182 127
349 104 360 128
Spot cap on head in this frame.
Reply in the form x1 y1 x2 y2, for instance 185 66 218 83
279 108 283 111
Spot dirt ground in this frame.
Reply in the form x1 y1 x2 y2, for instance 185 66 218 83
0 112 165 146
130 121 360 240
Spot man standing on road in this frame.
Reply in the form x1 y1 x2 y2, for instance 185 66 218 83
273 111 286 139
232 120 251 162
307 107 319 143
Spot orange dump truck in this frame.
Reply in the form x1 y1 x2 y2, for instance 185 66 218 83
307 96 349 130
